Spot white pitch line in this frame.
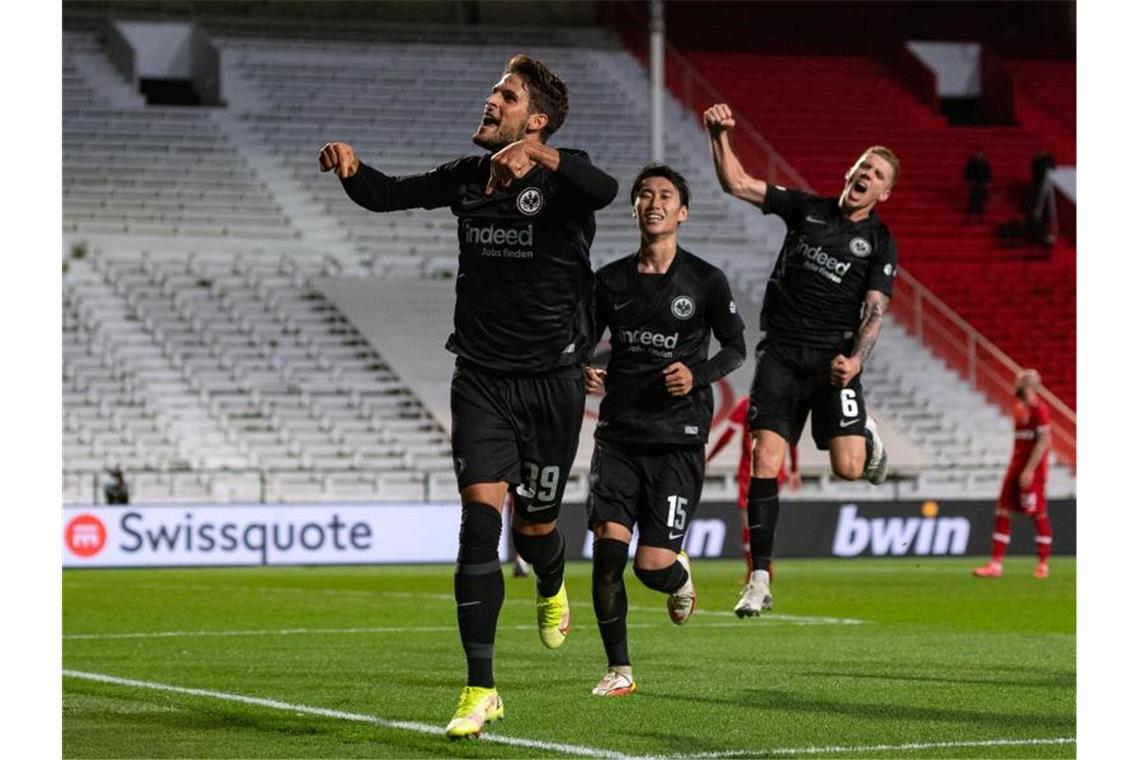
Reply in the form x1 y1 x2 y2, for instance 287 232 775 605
63 669 631 759
65 625 503 640
627 605 864 625
64 582 864 627
64 581 455 601
64 613 859 641
66 623 708 641
647 736 1076 758
65 623 660 641
62 669 1073 760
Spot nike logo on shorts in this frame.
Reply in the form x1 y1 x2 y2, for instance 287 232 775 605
526 503 555 513
839 418 862 428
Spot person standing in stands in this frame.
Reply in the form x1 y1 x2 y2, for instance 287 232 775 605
320 54 618 739
963 149 991 222
103 467 129 505
1027 148 1056 246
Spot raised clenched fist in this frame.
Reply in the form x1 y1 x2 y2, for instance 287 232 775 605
318 142 360 179
703 104 736 135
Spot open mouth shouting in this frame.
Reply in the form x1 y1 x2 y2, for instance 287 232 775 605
480 108 501 129
846 176 871 204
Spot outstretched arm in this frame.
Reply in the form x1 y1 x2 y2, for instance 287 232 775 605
704 103 768 208
319 141 458 212
829 290 891 388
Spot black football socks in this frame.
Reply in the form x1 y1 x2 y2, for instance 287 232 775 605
747 477 780 573
512 527 565 598
454 502 504 688
592 538 630 666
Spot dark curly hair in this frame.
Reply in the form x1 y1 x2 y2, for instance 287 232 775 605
505 54 569 141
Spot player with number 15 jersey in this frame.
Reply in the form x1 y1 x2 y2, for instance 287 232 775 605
584 164 745 698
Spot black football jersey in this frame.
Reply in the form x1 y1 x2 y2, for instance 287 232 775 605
341 149 617 373
759 186 898 348
593 248 746 445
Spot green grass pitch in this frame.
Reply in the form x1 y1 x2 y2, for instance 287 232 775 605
63 557 1075 758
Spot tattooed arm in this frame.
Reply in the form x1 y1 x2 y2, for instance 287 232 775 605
829 290 890 388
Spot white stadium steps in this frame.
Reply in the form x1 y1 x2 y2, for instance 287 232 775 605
62 18 1073 503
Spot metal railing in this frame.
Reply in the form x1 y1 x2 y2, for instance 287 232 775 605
604 0 1076 467
890 269 1076 466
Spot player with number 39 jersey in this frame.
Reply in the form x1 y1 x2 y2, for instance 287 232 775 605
321 54 618 739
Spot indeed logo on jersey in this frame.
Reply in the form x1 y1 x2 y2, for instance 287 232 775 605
462 221 535 259
618 328 679 350
794 237 850 284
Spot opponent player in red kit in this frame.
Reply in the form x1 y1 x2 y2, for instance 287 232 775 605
707 397 798 580
974 369 1053 579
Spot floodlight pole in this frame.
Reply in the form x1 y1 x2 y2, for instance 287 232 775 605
649 0 665 163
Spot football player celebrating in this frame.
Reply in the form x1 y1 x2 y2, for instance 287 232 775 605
321 55 617 738
585 164 746 696
704 102 897 617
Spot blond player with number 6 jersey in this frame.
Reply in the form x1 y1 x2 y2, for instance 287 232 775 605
704 102 899 618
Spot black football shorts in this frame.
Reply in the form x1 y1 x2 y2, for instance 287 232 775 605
450 359 585 522
587 440 705 553
748 339 867 449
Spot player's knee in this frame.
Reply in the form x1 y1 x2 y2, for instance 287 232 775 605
513 519 556 537
633 563 675 592
753 448 784 478
829 451 863 481
457 501 503 565
593 521 633 543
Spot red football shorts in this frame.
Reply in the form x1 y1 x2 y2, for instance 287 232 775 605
999 471 1047 515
